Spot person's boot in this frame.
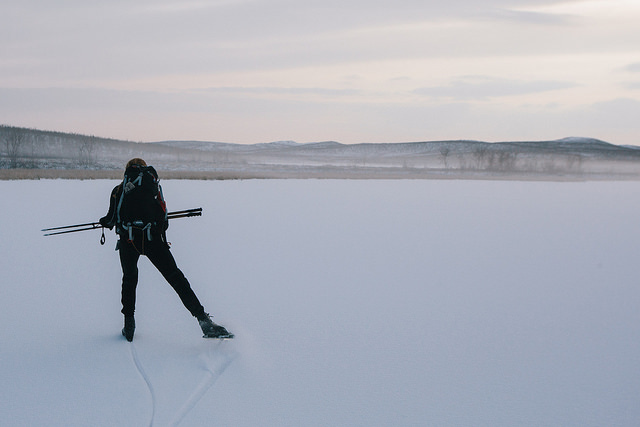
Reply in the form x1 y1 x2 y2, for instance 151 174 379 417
122 316 135 342
197 313 234 339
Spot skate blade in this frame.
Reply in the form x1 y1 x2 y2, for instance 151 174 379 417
203 333 234 340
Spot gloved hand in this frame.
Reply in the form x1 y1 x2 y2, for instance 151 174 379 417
99 216 113 229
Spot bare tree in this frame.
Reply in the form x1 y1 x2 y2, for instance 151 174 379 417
439 146 451 169
3 127 26 168
565 154 583 173
78 136 97 167
497 151 517 172
473 145 489 170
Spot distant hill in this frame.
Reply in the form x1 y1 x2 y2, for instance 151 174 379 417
2 125 640 180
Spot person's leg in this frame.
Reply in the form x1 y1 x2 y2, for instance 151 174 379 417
145 239 205 317
119 239 140 341
119 239 140 317
145 238 233 338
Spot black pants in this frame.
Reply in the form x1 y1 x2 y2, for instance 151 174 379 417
118 233 205 318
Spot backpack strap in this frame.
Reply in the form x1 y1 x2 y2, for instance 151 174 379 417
116 180 126 233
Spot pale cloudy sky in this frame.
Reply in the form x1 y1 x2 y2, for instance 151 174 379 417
1 0 640 145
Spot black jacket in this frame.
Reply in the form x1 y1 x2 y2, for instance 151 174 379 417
99 184 122 231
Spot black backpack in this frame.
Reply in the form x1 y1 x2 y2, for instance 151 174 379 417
116 164 167 239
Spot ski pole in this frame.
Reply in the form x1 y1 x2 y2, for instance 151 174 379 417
167 207 202 216
42 223 107 245
42 207 203 236
167 210 202 220
41 221 101 232
43 223 102 236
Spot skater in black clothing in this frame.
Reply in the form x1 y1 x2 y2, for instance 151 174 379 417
100 158 232 341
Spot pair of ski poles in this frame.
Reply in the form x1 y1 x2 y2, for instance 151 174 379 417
42 207 203 244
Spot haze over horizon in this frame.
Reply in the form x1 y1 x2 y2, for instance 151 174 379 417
2 1 639 146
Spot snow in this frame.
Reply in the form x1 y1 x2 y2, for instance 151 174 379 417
2 178 640 426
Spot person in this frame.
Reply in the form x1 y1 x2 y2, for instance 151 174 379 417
99 158 233 341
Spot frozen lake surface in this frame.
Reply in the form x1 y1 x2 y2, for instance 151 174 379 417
1 178 640 426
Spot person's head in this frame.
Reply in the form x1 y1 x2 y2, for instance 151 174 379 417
125 158 147 169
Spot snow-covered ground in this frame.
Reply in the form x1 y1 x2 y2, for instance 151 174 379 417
2 178 640 426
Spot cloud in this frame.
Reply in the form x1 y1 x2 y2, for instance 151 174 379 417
623 62 640 72
488 8 575 25
197 86 360 97
0 0 614 83
589 97 640 127
413 76 577 100
1 0 638 145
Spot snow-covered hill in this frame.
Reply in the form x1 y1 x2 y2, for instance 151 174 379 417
2 126 640 179
152 140 302 152
2 179 640 426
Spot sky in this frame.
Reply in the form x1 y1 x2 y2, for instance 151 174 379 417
1 0 640 145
